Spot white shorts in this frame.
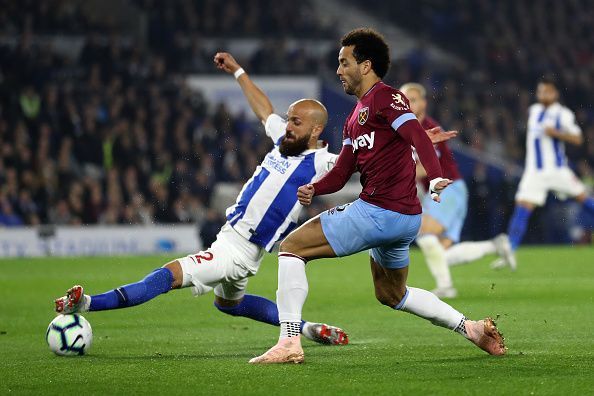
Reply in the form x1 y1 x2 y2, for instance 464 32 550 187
177 223 265 300
515 167 586 206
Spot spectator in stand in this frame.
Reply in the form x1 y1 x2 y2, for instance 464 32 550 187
0 0 589 250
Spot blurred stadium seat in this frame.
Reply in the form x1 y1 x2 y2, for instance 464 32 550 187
0 0 591 245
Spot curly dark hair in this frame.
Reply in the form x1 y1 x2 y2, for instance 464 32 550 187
341 28 391 78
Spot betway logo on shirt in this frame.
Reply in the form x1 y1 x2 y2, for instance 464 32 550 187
352 132 375 152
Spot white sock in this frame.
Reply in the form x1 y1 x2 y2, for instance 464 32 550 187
400 287 465 332
280 321 301 338
277 253 308 339
445 241 496 266
417 234 453 289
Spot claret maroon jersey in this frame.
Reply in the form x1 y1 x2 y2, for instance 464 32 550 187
314 81 443 214
421 116 462 189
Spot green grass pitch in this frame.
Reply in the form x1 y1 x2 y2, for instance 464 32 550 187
1 247 593 395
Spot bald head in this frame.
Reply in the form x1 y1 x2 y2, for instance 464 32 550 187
290 99 328 128
283 98 328 154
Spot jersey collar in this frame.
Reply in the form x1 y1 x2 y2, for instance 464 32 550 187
361 80 383 99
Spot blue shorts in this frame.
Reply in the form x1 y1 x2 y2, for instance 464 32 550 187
320 199 421 269
421 179 468 243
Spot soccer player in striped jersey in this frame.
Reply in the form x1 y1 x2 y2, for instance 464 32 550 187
402 83 514 297
489 76 594 268
53 52 349 346
449 77 594 270
250 28 505 364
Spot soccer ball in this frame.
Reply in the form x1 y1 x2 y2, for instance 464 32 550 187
46 314 93 356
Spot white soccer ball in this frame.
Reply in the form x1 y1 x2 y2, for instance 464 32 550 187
46 314 93 356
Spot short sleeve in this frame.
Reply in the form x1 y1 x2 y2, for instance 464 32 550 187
560 108 581 136
313 149 339 180
375 88 418 132
264 114 287 145
325 153 339 172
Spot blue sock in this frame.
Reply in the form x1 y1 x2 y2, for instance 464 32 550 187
89 268 173 311
214 294 306 331
582 197 594 216
507 205 532 250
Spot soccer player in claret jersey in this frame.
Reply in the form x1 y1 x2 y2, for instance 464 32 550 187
250 28 506 364
53 52 350 346
401 83 514 298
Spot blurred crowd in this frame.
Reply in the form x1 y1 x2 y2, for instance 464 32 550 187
0 1 592 240
0 31 274 227
0 0 92 35
139 0 335 40
0 0 335 38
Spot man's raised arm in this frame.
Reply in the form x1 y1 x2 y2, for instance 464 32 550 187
214 52 273 124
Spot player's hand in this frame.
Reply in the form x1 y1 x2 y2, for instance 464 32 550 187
425 127 458 144
297 184 315 206
214 52 241 74
429 177 453 202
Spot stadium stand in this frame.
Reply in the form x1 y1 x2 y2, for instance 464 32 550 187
0 0 592 243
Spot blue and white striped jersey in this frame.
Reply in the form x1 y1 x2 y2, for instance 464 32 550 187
226 114 337 252
525 102 581 172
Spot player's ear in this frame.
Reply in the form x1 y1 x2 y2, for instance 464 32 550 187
360 60 372 75
311 124 323 139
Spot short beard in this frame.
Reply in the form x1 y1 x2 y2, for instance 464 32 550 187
343 73 362 96
343 84 355 95
279 135 310 157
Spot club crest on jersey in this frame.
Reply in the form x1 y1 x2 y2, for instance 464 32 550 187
358 107 369 125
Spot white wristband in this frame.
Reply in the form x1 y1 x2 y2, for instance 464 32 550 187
234 68 245 79
429 177 447 194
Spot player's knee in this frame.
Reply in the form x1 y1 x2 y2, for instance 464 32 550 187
279 236 299 254
440 238 453 249
163 260 184 289
375 290 398 307
420 215 444 236
214 295 242 315
374 285 406 308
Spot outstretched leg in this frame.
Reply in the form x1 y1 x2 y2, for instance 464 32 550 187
446 234 515 270
55 228 245 314
446 241 497 265
55 260 184 313
370 258 505 356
